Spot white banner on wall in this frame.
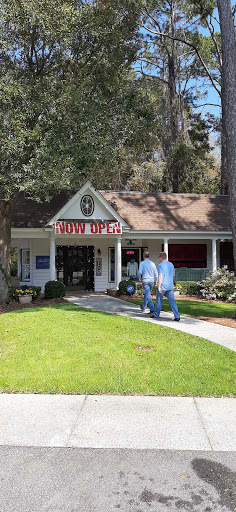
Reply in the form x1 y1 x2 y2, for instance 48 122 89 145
55 221 122 235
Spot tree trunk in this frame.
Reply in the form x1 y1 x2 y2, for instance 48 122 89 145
220 110 228 195
0 199 13 303
168 1 179 193
217 0 236 274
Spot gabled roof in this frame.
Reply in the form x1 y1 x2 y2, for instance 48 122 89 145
11 187 231 232
45 181 127 227
101 192 231 232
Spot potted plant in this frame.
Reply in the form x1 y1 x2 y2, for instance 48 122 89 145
15 288 36 304
174 283 182 298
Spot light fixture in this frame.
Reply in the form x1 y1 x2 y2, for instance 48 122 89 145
97 248 101 256
126 239 136 246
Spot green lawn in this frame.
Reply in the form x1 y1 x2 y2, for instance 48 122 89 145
127 297 236 318
0 304 235 396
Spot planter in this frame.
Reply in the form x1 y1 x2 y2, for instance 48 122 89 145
174 290 180 298
19 295 33 304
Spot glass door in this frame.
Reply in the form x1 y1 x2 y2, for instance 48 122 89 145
56 246 94 290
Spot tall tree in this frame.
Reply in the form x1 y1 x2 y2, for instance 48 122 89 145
216 0 236 271
0 0 143 302
138 0 219 192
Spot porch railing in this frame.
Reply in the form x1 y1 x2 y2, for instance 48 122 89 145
175 268 210 282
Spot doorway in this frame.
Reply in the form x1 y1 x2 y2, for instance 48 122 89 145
56 246 94 290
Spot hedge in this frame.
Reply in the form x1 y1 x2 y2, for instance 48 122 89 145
118 280 156 296
175 281 200 296
44 280 66 299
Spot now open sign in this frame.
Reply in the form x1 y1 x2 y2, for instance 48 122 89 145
55 221 122 235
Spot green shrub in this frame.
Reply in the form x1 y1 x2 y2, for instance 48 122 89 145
198 267 236 302
44 280 66 299
118 280 136 295
118 280 157 296
10 248 18 277
9 285 41 301
175 281 200 296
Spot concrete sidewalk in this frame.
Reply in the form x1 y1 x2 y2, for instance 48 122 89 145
0 394 236 452
66 294 236 353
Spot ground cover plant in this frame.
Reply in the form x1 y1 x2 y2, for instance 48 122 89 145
0 304 235 396
127 298 236 319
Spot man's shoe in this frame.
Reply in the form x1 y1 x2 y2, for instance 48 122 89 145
150 312 154 318
140 306 145 313
174 317 180 321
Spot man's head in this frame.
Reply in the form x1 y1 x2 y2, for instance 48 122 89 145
143 251 150 259
159 251 167 262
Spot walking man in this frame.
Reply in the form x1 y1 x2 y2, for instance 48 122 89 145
138 251 157 314
150 251 180 321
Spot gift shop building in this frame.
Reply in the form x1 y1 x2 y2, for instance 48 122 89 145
11 181 233 292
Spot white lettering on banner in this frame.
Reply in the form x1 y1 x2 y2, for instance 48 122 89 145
55 221 122 235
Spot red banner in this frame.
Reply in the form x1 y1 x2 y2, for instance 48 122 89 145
55 221 122 235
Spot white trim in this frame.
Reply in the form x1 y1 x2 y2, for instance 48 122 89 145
212 238 217 273
123 230 232 236
164 239 169 259
122 231 232 240
11 227 232 240
50 236 56 281
11 229 50 239
29 240 33 285
45 181 129 228
115 237 122 288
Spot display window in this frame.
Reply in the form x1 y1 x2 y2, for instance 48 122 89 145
122 248 141 280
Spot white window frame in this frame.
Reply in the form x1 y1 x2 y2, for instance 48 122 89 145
21 249 30 281
108 247 115 283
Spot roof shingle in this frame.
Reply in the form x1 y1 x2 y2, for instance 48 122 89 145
11 191 231 232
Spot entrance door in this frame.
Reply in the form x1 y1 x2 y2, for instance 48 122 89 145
56 246 94 290
220 241 234 271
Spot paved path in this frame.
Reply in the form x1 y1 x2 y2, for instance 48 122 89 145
1 445 236 511
1 394 236 452
66 294 236 353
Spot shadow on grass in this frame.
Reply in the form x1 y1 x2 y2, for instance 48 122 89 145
3 302 117 318
127 298 236 319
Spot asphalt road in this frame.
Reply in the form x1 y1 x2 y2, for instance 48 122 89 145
1 447 236 512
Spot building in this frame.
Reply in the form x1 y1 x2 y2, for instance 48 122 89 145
11 181 233 292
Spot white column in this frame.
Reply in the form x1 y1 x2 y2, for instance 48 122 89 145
50 236 56 281
17 249 21 278
212 238 217 273
164 239 169 260
116 237 122 288
29 239 33 285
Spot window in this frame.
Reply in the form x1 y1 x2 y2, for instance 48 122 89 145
122 248 140 278
108 247 115 282
21 249 30 281
80 195 94 217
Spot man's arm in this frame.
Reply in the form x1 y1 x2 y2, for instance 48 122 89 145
158 273 163 293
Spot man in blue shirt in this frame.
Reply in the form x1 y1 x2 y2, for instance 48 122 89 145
150 251 180 321
138 251 158 313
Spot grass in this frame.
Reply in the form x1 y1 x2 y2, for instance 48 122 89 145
0 303 235 396
127 297 236 318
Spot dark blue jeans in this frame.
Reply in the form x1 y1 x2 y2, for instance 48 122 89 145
142 281 154 312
